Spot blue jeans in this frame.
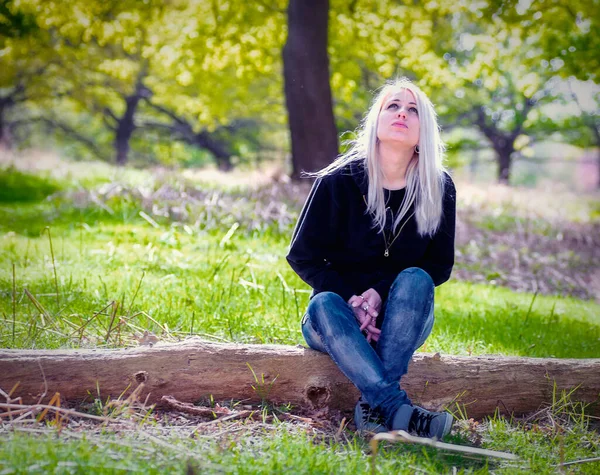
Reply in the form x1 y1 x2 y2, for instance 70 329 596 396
301 267 435 426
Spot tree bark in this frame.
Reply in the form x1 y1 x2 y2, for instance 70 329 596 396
0 95 16 149
113 66 149 166
283 0 339 180
1 340 598 419
496 143 514 185
194 131 234 171
144 101 236 171
114 94 140 166
475 107 521 185
0 105 12 149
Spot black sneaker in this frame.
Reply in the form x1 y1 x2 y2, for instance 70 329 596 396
354 396 387 434
392 404 453 439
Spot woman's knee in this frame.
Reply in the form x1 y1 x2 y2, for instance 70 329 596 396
301 312 327 353
390 267 434 296
303 291 351 351
306 291 354 331
308 291 346 316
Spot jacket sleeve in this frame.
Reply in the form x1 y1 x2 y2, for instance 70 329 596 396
286 177 355 301
420 175 456 286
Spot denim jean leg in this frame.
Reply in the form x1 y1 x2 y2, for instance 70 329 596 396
376 268 435 386
303 292 408 423
414 305 434 350
301 312 327 353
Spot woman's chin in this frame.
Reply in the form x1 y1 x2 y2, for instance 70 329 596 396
379 137 417 148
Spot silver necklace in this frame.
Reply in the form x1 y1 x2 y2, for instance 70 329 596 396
362 195 414 257
382 211 414 257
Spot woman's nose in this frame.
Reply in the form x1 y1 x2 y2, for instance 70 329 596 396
397 109 407 118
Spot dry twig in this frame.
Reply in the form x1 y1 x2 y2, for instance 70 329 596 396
370 430 519 462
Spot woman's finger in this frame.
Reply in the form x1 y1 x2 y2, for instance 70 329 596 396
366 323 381 335
349 295 363 308
362 289 382 314
360 299 379 318
359 313 371 331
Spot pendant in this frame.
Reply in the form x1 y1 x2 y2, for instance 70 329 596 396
384 249 389 257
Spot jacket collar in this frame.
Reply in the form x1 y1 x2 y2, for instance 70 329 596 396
348 159 369 195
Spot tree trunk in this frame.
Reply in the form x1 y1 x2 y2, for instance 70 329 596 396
283 0 339 180
475 107 517 186
1 340 599 419
495 141 515 185
0 100 14 149
114 94 141 166
216 156 233 171
194 131 233 171
114 129 131 165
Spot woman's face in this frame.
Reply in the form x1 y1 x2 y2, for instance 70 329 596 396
376 89 420 149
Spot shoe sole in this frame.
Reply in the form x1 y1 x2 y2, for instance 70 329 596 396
440 412 454 438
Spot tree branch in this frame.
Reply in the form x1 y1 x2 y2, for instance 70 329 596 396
14 117 108 160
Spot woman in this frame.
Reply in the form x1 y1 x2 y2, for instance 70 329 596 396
286 78 456 437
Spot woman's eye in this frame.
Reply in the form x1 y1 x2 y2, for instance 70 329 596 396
387 103 398 110
409 107 418 114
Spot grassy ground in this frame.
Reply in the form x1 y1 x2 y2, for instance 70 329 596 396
0 390 598 474
1 157 599 473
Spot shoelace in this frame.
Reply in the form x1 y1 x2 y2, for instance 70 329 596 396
359 402 384 424
408 409 434 436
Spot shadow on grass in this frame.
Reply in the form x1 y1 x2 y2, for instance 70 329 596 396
0 166 64 203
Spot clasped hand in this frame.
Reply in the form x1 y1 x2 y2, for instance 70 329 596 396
347 288 382 343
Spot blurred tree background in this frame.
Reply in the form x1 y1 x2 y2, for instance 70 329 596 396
1 0 598 187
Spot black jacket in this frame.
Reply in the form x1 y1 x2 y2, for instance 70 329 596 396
286 161 456 302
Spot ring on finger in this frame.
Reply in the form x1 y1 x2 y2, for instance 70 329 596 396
362 304 369 311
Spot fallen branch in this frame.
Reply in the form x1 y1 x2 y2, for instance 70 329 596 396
1 339 599 418
556 456 600 468
0 402 112 423
370 430 520 461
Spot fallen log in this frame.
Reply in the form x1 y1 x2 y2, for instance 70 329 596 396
0 339 598 419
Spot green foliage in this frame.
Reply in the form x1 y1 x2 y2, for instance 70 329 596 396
443 135 479 169
0 0 38 40
490 0 600 82
3 0 597 177
5 0 287 166
0 166 62 202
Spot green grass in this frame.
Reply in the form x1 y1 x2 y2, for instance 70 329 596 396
0 428 488 474
1 399 598 474
1 163 599 474
0 167 63 203
1 202 598 355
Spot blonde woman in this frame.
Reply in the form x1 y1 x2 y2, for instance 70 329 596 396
287 78 456 437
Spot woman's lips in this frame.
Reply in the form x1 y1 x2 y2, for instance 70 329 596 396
392 122 408 129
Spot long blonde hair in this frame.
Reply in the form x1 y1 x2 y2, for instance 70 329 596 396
313 77 447 236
